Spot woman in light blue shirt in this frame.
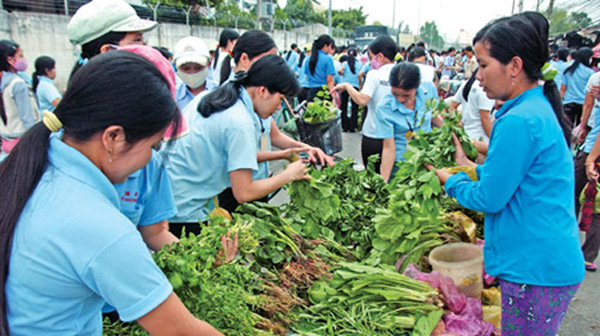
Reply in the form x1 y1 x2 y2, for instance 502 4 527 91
32 56 61 113
375 62 440 182
0 52 222 335
429 12 583 335
304 34 337 102
561 47 595 126
164 55 310 230
338 48 361 132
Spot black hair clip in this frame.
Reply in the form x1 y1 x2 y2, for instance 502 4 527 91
231 70 248 84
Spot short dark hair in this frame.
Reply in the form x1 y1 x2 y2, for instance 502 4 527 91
368 36 398 62
389 62 421 90
408 47 427 62
556 47 569 62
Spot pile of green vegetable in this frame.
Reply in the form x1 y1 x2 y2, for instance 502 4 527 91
302 86 338 124
104 100 488 335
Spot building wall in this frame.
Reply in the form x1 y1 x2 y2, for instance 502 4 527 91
0 10 352 91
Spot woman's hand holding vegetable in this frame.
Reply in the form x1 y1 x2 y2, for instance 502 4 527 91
282 160 311 182
424 164 452 185
331 83 349 93
452 133 477 168
215 230 239 266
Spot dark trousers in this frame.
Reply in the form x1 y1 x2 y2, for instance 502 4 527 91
574 150 600 262
307 87 332 103
297 87 309 105
564 102 583 127
361 135 383 173
340 89 359 132
169 222 203 238
217 187 269 213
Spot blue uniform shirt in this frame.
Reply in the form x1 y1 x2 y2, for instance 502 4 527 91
6 137 172 335
341 59 360 88
562 64 595 105
550 59 569 89
114 152 177 226
374 82 437 162
164 88 260 222
35 76 61 114
445 86 585 286
285 50 300 74
305 50 335 88
255 116 272 181
175 81 197 111
298 57 310 88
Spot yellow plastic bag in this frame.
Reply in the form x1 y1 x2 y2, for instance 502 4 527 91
444 211 477 243
209 196 233 221
481 287 501 306
442 166 478 181
482 305 501 330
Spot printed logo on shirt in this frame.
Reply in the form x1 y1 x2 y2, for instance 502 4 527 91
379 80 389 86
121 191 139 203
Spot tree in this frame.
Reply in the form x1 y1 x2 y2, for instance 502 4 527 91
570 11 592 30
419 21 444 50
548 9 592 35
372 21 384 26
284 0 324 25
331 7 367 31
402 25 411 34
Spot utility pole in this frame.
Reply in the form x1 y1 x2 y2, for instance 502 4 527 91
64 0 69 15
518 0 523 13
392 0 396 29
536 0 541 12
257 0 262 30
547 0 555 18
511 0 515 14
328 0 332 36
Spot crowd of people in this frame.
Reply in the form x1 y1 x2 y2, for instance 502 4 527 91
0 0 599 334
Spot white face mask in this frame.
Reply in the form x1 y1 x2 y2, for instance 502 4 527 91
177 68 208 89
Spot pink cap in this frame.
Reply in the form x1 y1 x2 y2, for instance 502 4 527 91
120 44 189 140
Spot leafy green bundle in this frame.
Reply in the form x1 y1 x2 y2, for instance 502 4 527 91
292 262 443 335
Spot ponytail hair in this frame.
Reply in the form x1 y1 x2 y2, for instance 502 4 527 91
0 51 180 334
213 28 240 71
0 40 19 126
198 54 299 118
473 11 572 146
68 31 127 80
32 56 56 93
462 68 479 102
564 47 593 75
347 48 357 74
309 34 335 75
219 30 275 87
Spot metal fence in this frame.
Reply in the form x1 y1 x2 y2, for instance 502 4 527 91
1 0 354 37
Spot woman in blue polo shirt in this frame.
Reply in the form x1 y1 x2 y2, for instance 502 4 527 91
32 56 62 113
561 47 594 126
304 34 337 102
429 12 583 335
375 62 439 182
0 52 222 335
164 55 309 231
338 48 361 132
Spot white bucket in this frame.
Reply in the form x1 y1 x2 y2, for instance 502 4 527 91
428 242 483 298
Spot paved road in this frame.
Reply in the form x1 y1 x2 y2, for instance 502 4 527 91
272 132 600 335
